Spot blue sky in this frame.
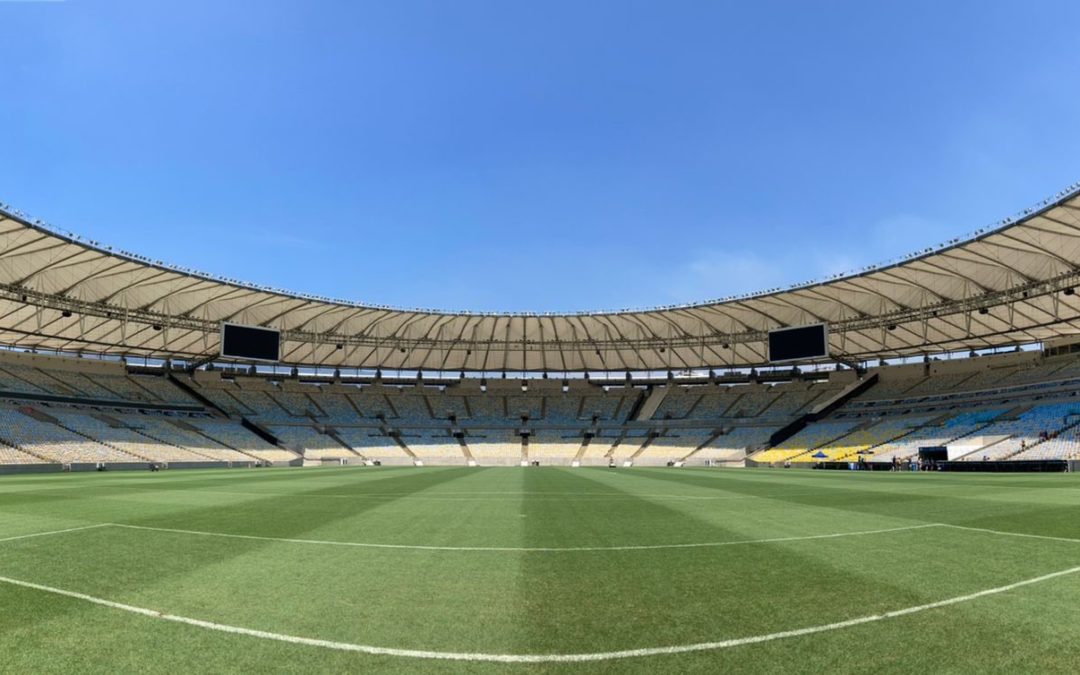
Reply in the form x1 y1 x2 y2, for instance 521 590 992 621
2 1 1079 312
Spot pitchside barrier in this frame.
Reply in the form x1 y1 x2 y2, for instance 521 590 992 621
938 460 1068 473
0 463 64 475
815 461 895 471
809 460 1070 473
63 461 260 472
68 462 150 472
164 461 244 470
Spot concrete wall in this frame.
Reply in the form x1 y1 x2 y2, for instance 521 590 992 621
0 349 126 375
868 361 924 383
166 461 235 470
69 462 153 472
927 350 1038 376
827 370 859 385
0 463 63 475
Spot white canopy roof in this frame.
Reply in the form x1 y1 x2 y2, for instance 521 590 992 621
2 182 1080 371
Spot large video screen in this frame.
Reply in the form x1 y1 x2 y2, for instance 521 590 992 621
768 324 828 363
220 323 281 362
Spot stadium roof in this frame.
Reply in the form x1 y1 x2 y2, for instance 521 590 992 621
2 183 1080 372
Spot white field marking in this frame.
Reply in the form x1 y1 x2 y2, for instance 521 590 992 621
94 486 843 503
107 522 941 552
10 482 728 501
2 561 1080 663
0 523 111 544
136 489 727 501
941 524 1080 545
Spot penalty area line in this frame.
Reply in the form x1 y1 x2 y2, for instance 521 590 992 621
1 562 1080 663
0 523 111 544
940 523 1080 545
106 522 943 552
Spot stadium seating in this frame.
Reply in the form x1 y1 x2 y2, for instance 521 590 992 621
690 426 773 464
187 419 298 462
0 406 143 463
606 430 650 463
400 429 465 462
0 441 48 464
0 365 50 395
390 393 434 421
871 410 1005 461
3 344 1080 469
751 420 860 464
466 430 523 465
958 403 1080 460
653 389 701 419
121 375 194 405
639 432 712 463
132 418 252 461
270 424 356 458
465 394 506 424
1012 425 1080 460
526 431 583 463
303 391 362 423
425 392 470 420
808 415 936 462
542 394 581 423
49 412 213 462
272 391 318 417
574 430 621 465
579 393 628 421
332 427 414 464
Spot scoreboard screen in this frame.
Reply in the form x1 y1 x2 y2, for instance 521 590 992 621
768 324 828 363
220 323 281 362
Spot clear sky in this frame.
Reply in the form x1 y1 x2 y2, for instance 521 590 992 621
3 1 1079 313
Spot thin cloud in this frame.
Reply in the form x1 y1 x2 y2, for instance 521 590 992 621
661 249 788 303
658 216 950 305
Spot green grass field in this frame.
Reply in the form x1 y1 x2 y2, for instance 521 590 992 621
2 466 1080 673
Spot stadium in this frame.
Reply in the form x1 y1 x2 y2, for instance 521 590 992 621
6 4 1080 674
2 184 1080 671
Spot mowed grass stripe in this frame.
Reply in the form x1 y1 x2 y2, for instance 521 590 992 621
2 525 1080 663
3 467 1080 672
629 467 1080 540
103 521 939 551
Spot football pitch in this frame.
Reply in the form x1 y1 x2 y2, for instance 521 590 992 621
2 466 1080 674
